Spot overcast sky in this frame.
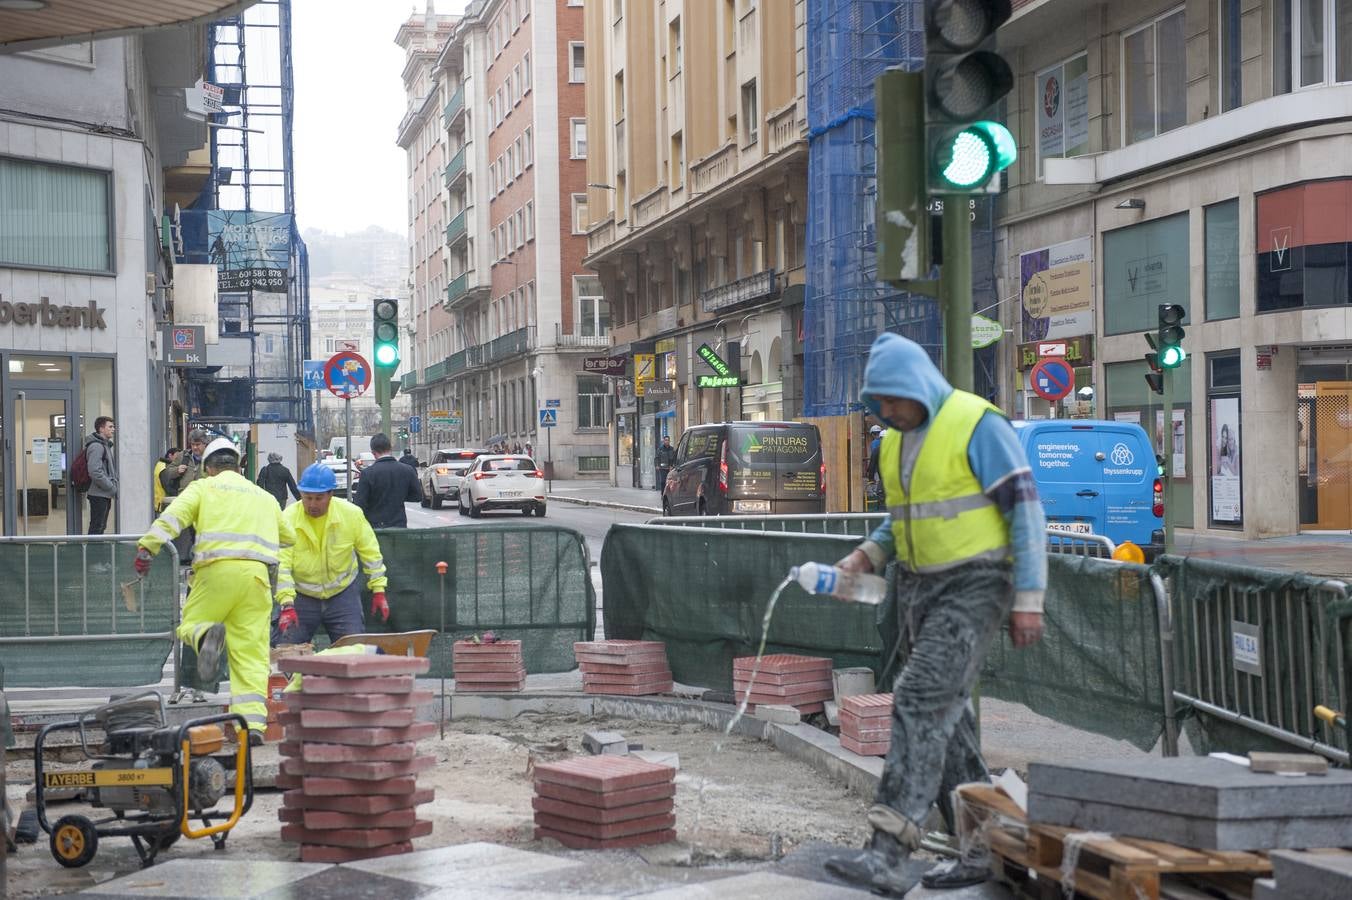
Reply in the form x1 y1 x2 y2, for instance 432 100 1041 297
291 0 469 236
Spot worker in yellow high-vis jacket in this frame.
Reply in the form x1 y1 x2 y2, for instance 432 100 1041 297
273 462 389 645
135 437 294 746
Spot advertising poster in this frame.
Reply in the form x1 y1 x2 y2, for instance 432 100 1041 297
1113 411 1142 425
1036 54 1089 167
1211 397 1242 523
1020 236 1093 342
1154 409 1187 478
180 209 293 292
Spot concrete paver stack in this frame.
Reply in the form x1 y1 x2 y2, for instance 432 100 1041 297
838 693 892 756
453 639 526 692
574 640 673 696
733 654 833 714
531 755 677 849
275 654 437 862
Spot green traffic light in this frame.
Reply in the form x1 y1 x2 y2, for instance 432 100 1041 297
375 343 399 367
938 121 1017 191
1160 345 1186 368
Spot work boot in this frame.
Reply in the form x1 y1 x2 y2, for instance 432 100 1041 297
921 858 991 890
196 623 226 682
823 830 915 897
248 731 264 748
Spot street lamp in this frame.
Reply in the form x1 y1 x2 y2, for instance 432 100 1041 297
531 366 551 493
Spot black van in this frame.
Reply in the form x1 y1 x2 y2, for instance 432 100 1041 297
661 421 826 516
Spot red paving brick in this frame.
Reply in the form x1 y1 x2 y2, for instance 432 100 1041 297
734 687 834 705
573 640 666 656
578 660 673 675
535 779 675 809
299 840 414 863
280 805 419 829
279 655 429 678
733 654 831 675
575 653 669 668
455 670 527 682
535 826 677 850
533 811 676 840
839 693 893 718
581 681 673 696
840 735 890 756
453 660 529 673
533 755 675 793
581 669 674 684
531 796 673 824
281 756 435 781
282 821 431 849
298 707 416 729
298 674 415 694
842 728 892 744
279 741 419 763
452 640 522 655
283 722 437 747
294 690 434 713
733 669 835 687
282 788 435 814
297 775 420 796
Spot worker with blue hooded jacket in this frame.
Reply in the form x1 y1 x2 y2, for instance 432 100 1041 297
824 333 1046 895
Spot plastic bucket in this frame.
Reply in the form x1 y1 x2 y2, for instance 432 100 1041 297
832 667 876 706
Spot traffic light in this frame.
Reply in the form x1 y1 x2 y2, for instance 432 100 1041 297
874 69 930 282
373 298 399 368
1143 334 1164 395
924 0 1016 192
1158 303 1186 368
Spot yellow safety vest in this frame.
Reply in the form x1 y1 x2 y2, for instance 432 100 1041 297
276 497 387 604
152 461 167 511
140 470 292 568
879 390 1009 572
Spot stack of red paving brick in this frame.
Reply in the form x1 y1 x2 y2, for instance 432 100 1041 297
732 654 833 714
452 638 526 692
574 640 673 696
275 654 438 862
839 692 893 756
532 755 677 849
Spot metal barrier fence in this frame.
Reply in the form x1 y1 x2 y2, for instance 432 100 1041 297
0 535 181 690
1045 529 1117 558
648 513 886 537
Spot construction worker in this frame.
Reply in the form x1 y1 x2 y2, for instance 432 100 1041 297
134 437 293 746
275 462 389 645
152 447 177 513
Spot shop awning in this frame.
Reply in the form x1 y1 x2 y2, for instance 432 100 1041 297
0 0 259 53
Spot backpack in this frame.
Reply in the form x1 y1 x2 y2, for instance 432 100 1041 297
71 441 93 492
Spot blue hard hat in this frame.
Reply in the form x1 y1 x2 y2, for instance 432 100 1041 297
298 463 337 493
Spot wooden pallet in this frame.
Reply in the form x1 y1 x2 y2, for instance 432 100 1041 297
958 784 1273 900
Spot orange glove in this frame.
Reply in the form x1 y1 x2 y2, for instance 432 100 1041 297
371 592 389 622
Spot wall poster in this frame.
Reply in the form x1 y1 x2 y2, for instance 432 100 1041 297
1154 409 1187 478
1210 396 1242 524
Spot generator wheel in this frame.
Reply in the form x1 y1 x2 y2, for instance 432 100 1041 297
50 815 98 868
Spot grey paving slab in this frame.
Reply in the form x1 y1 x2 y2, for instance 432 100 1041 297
634 871 876 898
904 881 1015 900
1027 794 1352 851
767 840 927 895
256 867 437 900
76 858 328 897
517 858 736 895
1027 757 1352 818
1269 850 1352 900
420 889 619 900
1250 877 1280 900
341 842 585 888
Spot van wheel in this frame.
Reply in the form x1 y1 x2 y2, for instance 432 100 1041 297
420 494 430 508
431 493 443 510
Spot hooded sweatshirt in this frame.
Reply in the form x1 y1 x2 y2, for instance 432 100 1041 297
855 333 1047 612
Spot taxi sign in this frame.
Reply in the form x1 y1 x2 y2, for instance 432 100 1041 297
324 351 372 399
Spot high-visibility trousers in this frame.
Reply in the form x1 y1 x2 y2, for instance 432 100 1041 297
177 559 272 734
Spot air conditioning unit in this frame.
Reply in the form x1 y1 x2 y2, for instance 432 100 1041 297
146 273 157 295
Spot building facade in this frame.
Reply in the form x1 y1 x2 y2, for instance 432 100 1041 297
403 0 602 477
995 0 1352 538
582 0 809 489
0 32 210 537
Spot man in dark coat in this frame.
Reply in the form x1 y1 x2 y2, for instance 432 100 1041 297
257 452 301 507
398 449 418 469
353 433 423 528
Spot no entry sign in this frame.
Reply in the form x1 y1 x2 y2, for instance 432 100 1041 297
324 351 372 399
1030 356 1075 402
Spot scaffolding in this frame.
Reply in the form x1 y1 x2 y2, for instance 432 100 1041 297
803 0 998 417
184 0 311 430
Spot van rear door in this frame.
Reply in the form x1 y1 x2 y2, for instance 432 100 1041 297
1022 423 1105 537
726 423 824 514
1099 425 1156 546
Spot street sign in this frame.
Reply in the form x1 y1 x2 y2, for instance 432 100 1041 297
635 353 655 384
163 325 206 366
545 399 561 408
303 360 325 390
583 356 626 375
539 408 558 428
1030 356 1075 402
409 414 421 434
336 340 359 353
1038 341 1067 357
324 351 372 399
971 314 1003 349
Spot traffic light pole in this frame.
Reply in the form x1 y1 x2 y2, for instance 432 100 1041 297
376 366 392 439
941 198 973 393
1163 367 1176 555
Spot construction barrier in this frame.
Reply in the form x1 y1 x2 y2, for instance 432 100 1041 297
1045 529 1118 558
649 513 885 537
0 535 181 689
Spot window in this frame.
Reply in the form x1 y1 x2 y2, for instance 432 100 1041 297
570 119 587 158
488 96 497 128
1123 8 1186 144
572 193 589 234
741 79 759 144
509 215 518 249
576 276 609 337
514 139 523 176
507 146 516 181
569 42 585 82
671 132 684 186
522 53 531 93
0 157 112 272
491 228 500 261
525 201 534 241
1276 0 1352 87
1204 200 1240 320
1103 212 1190 334
506 72 515 105
1035 53 1089 176
1275 0 1294 93
515 208 525 247
523 127 534 167
578 375 609 428
1219 0 1242 111
669 18 682 77
614 72 625 119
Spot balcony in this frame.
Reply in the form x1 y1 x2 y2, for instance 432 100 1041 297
444 146 466 188
486 325 536 363
691 142 739 193
445 271 468 306
631 185 668 229
445 209 467 247
448 348 468 375
401 369 417 389
423 360 448 384
701 268 778 314
767 101 803 155
555 323 610 348
587 217 616 256
442 85 465 128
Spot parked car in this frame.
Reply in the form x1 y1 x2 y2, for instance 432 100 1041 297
421 448 490 509
320 457 353 497
1013 418 1165 558
662 421 826 517
457 455 546 518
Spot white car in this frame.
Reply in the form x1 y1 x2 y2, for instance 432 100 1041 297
321 457 353 496
421 448 489 509
457 455 546 518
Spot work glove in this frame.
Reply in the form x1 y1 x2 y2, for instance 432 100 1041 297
133 548 154 576
278 604 299 633
371 592 390 623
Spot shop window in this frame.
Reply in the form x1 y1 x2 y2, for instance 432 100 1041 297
0 157 112 273
1256 180 1352 312
1105 357 1194 528
1205 200 1241 320
1123 8 1187 144
1207 352 1243 527
1103 213 1191 335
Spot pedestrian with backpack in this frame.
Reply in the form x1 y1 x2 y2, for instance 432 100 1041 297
81 417 118 535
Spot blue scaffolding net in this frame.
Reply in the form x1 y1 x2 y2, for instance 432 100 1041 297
804 0 998 417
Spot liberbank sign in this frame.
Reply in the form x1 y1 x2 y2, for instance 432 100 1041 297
0 295 107 329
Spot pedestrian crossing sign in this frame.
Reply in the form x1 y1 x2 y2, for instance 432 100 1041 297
539 408 558 428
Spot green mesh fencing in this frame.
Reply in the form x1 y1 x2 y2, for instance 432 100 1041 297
601 524 883 690
649 514 886 537
0 537 179 688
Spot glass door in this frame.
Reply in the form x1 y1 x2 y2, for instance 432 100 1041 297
6 388 76 536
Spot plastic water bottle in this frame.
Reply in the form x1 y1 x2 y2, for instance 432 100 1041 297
790 562 886 605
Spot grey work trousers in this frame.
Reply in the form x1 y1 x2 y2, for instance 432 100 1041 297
873 560 1013 834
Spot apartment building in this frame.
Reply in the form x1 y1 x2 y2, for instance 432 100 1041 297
403 0 600 477
997 0 1352 538
583 0 808 489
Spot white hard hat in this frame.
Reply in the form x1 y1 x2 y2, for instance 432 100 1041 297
870 425 883 434
203 436 239 463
